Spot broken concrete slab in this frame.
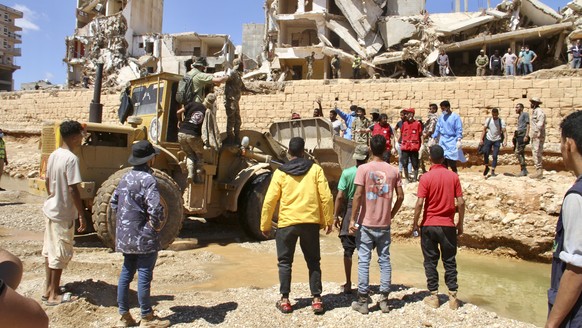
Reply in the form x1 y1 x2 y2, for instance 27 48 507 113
372 52 404 65
335 0 383 39
386 0 425 16
520 0 562 26
442 22 573 52
485 9 511 19
379 17 417 48
435 15 496 35
326 19 367 57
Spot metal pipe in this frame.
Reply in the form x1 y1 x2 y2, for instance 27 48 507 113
89 62 104 123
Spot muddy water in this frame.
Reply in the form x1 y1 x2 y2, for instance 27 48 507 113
185 235 549 327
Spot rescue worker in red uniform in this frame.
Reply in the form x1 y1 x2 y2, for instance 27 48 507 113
400 108 423 182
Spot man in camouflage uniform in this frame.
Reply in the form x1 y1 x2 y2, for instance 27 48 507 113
351 107 371 146
188 57 228 104
111 140 170 328
420 103 438 173
305 52 315 79
528 97 546 179
224 58 254 144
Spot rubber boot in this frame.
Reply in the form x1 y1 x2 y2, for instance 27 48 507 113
448 291 460 310
351 293 369 314
424 291 439 308
531 169 543 179
378 292 390 313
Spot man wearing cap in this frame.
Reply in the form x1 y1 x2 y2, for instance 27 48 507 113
431 101 463 173
111 140 170 328
412 145 465 310
349 135 404 314
333 144 369 294
261 137 333 314
401 108 423 182
529 97 546 179
224 58 254 144
475 50 488 76
188 57 228 104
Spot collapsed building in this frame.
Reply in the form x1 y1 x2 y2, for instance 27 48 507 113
257 0 582 80
64 0 235 89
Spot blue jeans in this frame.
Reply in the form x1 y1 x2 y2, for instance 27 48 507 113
397 147 412 172
356 226 392 294
117 252 158 317
522 63 533 75
505 65 515 76
572 58 581 69
483 138 501 168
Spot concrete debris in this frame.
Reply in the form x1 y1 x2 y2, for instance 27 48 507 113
255 0 578 80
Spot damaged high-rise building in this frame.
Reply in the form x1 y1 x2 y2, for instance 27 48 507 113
64 0 235 89
0 4 23 92
260 0 581 80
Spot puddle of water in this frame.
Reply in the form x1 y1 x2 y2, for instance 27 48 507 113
0 227 43 241
188 235 549 327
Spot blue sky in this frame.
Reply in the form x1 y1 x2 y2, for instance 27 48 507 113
10 0 568 90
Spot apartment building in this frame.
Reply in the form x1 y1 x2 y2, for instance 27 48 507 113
0 4 22 91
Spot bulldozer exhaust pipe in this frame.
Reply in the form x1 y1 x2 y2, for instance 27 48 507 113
89 62 104 123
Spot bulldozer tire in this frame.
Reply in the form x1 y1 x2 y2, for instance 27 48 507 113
239 173 276 241
93 168 184 250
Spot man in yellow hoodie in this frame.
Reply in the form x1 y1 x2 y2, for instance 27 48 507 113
261 137 334 315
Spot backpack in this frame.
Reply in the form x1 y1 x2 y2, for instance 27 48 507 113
176 71 198 105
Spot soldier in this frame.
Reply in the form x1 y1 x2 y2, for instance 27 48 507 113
224 58 255 144
352 54 362 79
351 107 371 146
475 50 488 76
513 103 530 176
529 97 546 179
188 57 228 104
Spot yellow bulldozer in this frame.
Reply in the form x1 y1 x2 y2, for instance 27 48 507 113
29 70 356 249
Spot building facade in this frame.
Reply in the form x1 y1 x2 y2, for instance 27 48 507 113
0 4 22 91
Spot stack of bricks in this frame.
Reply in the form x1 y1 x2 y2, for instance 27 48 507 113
1 77 580 148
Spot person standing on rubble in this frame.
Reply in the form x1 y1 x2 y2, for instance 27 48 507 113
502 48 518 76
331 54 341 79
529 97 546 179
479 108 506 178
430 101 463 174
545 111 582 328
400 108 423 182
475 50 488 76
351 107 371 146
513 103 530 177
335 105 358 140
189 57 228 104
437 49 449 77
305 52 315 79
224 58 255 144
568 39 581 69
518 45 537 75
420 104 439 174
352 54 362 79
490 50 502 76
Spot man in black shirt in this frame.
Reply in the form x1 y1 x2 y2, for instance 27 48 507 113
177 102 206 184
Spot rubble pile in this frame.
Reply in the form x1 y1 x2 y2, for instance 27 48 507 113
253 0 582 80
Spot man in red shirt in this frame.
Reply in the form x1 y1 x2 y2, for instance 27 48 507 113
401 108 423 182
412 145 465 310
371 113 395 163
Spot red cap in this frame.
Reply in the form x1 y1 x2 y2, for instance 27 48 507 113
404 108 415 114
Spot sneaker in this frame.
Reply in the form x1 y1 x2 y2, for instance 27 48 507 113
483 166 490 176
116 313 137 328
378 293 390 313
424 291 440 308
312 299 324 315
351 293 369 314
448 291 460 310
517 169 528 177
140 313 170 328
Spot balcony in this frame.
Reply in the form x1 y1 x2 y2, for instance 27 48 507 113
3 47 21 56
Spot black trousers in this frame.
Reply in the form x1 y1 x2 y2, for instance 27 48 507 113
421 226 458 292
276 223 322 297
445 159 458 173
401 150 419 171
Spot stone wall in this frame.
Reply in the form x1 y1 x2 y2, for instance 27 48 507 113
1 76 581 149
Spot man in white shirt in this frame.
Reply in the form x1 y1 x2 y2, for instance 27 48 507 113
502 48 518 76
479 108 506 177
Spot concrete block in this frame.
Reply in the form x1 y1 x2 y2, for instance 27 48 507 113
514 79 533 89
532 79 551 89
